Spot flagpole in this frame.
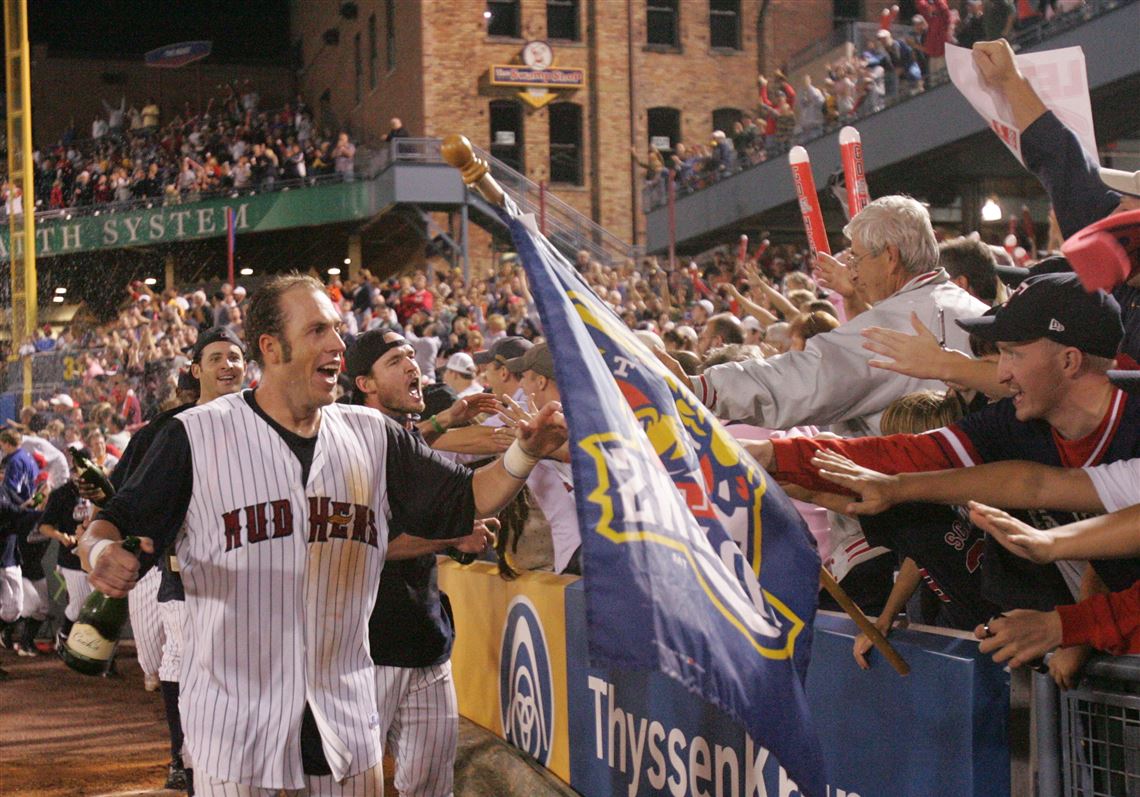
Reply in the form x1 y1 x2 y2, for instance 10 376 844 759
441 134 506 208
819 568 910 676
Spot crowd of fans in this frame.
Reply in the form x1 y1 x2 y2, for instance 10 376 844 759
0 80 359 220
0 31 1137 772
645 0 1094 205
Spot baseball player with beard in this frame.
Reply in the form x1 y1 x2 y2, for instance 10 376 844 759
80 274 567 796
346 329 499 797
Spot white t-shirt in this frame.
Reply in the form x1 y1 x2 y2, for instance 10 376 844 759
1083 458 1140 513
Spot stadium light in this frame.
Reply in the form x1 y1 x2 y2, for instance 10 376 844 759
144 277 157 286
328 267 341 276
981 198 1002 222
344 257 351 265
52 295 64 303
240 267 253 276
55 287 66 294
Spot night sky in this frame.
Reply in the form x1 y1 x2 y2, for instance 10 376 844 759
21 0 291 63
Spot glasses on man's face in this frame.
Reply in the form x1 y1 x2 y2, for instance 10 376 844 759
844 248 879 271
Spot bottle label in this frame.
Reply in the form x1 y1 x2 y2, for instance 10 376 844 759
67 623 114 661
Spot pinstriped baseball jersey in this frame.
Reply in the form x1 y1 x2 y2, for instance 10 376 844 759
105 392 394 790
178 394 388 789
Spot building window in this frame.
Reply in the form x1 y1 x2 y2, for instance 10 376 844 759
368 14 378 88
712 107 742 135
647 106 681 158
385 0 396 71
709 0 740 50
549 102 582 185
490 100 524 173
353 32 362 105
647 0 679 48
487 0 521 38
833 0 863 22
547 0 580 41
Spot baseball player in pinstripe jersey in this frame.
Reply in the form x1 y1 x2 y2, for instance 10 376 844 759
81 274 567 797
346 329 497 797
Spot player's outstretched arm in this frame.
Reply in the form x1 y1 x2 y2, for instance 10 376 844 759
471 401 567 516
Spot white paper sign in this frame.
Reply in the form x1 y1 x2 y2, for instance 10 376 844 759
945 43 1097 165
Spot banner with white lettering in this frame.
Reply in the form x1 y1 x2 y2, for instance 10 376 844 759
499 200 825 796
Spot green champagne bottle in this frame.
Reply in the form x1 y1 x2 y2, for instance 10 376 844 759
62 536 141 676
70 448 115 507
445 547 477 565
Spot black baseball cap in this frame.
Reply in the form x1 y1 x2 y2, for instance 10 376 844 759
956 270 1122 359
504 342 555 379
345 329 408 379
191 327 244 363
472 336 533 366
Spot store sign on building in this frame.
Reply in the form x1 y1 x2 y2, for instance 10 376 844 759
488 41 585 109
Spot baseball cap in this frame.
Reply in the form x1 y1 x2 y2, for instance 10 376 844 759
505 342 555 379
191 327 245 363
345 329 408 379
956 270 1123 359
472 336 533 366
50 393 75 410
696 299 715 315
741 315 763 332
423 383 459 417
445 352 477 378
1099 167 1140 197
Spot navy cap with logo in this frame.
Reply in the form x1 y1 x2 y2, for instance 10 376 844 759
473 336 533 366
190 326 245 363
956 269 1123 359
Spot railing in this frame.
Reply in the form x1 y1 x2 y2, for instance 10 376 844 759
371 136 642 267
1058 654 1140 797
649 0 1137 211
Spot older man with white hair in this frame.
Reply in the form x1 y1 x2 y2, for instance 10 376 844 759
666 195 988 437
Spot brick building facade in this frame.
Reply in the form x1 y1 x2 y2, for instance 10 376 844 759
292 1 855 250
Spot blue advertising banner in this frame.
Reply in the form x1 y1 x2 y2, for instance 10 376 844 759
564 582 1010 797
145 40 212 68
501 202 826 795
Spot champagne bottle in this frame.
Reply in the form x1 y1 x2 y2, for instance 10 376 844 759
445 547 477 565
70 449 115 507
62 536 140 676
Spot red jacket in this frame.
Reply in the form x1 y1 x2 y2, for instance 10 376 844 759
915 0 951 58
1058 583 1140 655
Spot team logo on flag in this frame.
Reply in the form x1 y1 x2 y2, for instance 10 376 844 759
499 596 554 765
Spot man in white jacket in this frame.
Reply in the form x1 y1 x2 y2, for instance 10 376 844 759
686 195 988 437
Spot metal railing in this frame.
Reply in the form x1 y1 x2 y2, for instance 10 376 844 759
1059 655 1140 797
370 136 642 267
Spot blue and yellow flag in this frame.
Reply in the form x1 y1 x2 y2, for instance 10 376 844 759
500 203 826 796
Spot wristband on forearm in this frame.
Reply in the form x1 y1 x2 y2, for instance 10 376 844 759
87 538 114 571
429 414 446 435
502 439 541 480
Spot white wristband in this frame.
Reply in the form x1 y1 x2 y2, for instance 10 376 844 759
502 440 541 480
88 538 114 571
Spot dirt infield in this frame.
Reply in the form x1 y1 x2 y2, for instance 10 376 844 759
0 644 178 797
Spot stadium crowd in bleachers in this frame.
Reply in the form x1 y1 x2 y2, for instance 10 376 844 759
0 79 358 220
644 0 1095 205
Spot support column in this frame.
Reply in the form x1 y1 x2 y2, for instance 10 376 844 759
347 233 363 280
164 252 176 292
